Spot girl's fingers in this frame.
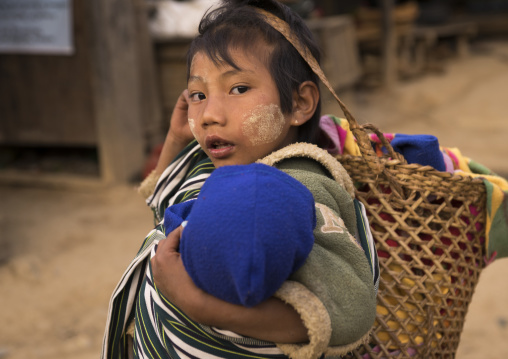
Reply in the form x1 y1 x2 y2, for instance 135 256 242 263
159 223 186 253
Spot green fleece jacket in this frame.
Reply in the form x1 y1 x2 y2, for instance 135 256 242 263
259 143 376 359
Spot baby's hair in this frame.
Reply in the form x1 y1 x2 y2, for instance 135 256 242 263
186 0 322 144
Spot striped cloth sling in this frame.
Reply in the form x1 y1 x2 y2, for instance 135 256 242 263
102 140 379 359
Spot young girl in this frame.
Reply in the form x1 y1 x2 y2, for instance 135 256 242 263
102 1 378 358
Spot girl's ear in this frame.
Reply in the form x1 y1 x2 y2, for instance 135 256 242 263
291 81 320 126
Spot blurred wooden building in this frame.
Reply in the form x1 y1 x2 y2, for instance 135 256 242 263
1 0 508 183
0 0 161 183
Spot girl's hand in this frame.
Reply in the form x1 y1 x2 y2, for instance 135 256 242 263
151 225 203 307
154 90 195 175
168 90 194 148
151 225 309 344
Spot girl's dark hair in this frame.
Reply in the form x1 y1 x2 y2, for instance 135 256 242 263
186 0 322 144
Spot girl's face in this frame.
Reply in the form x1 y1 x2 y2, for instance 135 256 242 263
187 48 299 167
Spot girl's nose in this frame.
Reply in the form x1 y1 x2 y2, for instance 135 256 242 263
201 97 226 127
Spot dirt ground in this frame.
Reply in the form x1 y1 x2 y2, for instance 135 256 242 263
1 39 508 359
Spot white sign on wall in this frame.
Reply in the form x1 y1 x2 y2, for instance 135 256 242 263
0 0 73 55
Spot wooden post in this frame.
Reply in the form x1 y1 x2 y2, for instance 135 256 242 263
381 0 397 88
133 0 164 148
89 0 146 183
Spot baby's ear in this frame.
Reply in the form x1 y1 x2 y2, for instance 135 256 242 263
291 81 319 126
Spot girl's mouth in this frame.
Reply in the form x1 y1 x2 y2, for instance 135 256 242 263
211 142 231 149
205 137 235 158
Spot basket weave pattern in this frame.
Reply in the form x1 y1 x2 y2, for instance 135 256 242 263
339 157 487 358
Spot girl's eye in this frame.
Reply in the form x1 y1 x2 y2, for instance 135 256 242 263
190 92 206 102
231 86 249 95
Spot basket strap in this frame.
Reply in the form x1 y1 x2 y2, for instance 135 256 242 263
255 8 407 173
362 124 406 163
255 8 383 173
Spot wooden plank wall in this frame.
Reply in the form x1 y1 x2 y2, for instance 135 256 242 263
0 0 162 183
0 0 96 146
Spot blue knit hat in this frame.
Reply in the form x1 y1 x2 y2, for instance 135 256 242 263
164 163 316 307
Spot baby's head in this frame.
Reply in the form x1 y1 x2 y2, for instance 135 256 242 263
164 163 316 307
186 0 322 167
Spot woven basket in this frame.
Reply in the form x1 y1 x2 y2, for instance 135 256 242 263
257 9 489 358
339 155 487 358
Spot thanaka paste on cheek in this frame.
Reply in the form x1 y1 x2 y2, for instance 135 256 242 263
241 104 285 146
188 118 196 138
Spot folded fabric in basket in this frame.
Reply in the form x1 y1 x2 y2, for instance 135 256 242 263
319 114 361 157
318 115 508 262
319 115 446 171
442 147 508 261
389 134 446 172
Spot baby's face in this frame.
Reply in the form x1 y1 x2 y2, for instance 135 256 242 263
187 48 298 167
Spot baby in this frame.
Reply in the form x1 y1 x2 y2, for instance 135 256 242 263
163 162 316 307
